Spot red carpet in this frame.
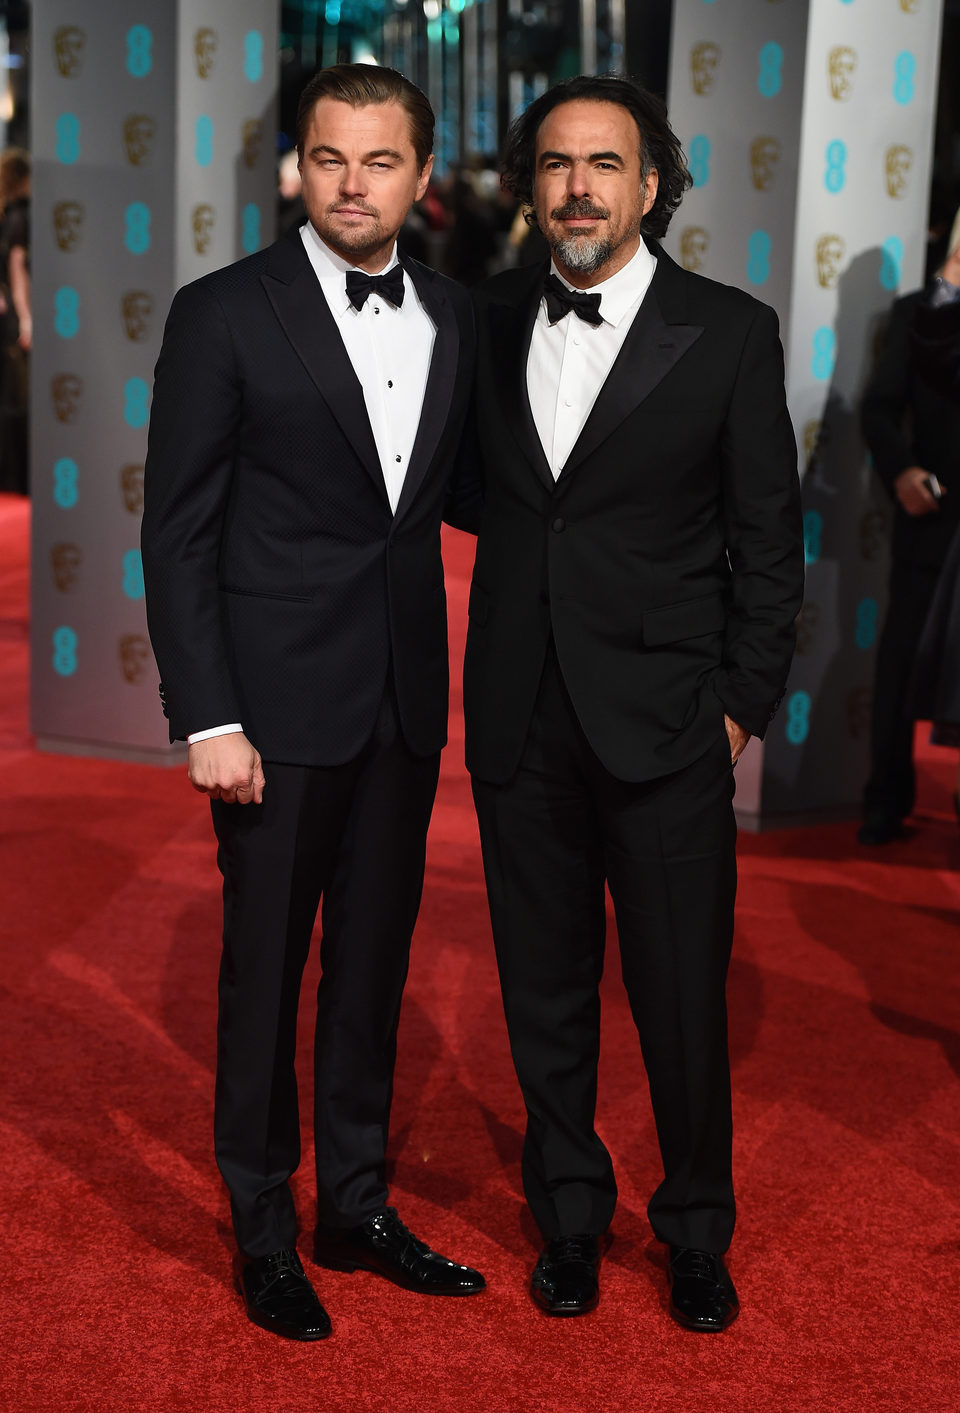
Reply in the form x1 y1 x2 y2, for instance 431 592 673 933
2 489 959 1411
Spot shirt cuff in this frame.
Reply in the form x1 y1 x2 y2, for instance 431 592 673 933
186 723 243 744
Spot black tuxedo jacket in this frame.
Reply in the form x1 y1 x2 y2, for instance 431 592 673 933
142 229 476 766
463 242 804 785
862 290 960 570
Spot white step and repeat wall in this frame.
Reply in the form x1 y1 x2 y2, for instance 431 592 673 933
665 0 943 826
30 1 278 760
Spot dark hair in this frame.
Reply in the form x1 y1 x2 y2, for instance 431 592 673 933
0 146 30 213
296 64 434 172
500 74 691 239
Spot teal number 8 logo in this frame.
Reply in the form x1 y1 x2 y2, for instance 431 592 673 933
785 691 811 745
124 378 150 428
53 458 79 508
54 286 80 338
53 625 78 676
56 113 80 165
126 25 153 77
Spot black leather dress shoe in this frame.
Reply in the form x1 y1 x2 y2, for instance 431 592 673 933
667 1246 739 1332
530 1235 600 1316
235 1249 331 1341
313 1208 485 1296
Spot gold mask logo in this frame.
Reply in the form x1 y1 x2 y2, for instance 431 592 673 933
884 145 913 198
859 508 886 562
120 464 145 516
51 374 83 424
815 234 846 289
750 137 781 191
192 204 215 255
690 42 721 96
679 227 709 273
802 420 822 467
119 634 151 685
121 291 153 342
195 27 217 78
899 0 920 11
242 119 263 170
846 686 872 741
51 541 83 593
123 114 157 167
828 46 857 101
53 25 86 77
795 602 819 657
53 201 84 252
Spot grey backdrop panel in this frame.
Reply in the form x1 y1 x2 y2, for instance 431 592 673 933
665 0 943 826
31 0 279 760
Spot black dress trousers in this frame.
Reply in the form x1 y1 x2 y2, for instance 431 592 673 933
472 649 738 1255
210 684 440 1258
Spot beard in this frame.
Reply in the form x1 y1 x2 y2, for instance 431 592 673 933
545 196 640 278
316 202 387 261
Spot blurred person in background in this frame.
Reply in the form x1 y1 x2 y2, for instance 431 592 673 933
0 147 30 494
910 215 960 816
858 209 960 844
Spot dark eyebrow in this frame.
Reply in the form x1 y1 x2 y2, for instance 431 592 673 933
307 144 405 162
537 149 626 166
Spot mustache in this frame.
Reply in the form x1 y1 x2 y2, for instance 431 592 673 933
551 198 610 222
327 201 380 217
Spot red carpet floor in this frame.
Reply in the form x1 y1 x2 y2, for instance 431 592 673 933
2 489 959 1411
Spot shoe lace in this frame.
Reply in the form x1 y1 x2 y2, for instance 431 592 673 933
670 1247 718 1281
257 1250 305 1295
375 1207 431 1266
549 1235 597 1266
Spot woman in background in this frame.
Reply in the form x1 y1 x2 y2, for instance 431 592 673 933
0 147 31 495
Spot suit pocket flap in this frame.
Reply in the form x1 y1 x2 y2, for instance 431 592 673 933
642 593 725 647
468 581 489 625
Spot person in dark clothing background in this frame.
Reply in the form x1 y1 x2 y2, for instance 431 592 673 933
859 220 960 844
0 146 30 495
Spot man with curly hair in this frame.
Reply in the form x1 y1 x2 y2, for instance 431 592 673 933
462 76 803 1329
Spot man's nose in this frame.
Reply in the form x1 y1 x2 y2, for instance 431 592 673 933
567 161 591 199
339 162 368 196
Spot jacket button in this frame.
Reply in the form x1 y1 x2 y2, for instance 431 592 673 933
551 517 565 532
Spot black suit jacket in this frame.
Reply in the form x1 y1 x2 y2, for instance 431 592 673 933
462 243 804 785
141 229 476 765
861 290 960 569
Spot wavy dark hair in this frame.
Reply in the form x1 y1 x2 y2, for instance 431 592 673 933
500 74 691 239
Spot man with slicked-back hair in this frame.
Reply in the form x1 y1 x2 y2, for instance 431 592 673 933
142 65 484 1341
463 75 803 1330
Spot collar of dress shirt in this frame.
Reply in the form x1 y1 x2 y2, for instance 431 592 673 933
300 220 401 315
548 237 657 328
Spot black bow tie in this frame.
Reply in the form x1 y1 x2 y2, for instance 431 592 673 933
542 272 603 327
345 265 405 311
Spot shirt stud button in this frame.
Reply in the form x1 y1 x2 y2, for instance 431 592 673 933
395 454 402 463
387 380 393 388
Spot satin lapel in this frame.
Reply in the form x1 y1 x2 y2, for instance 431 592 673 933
489 267 555 493
394 259 457 521
261 240 385 503
558 280 704 483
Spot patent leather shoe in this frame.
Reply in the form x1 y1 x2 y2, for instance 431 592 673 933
235 1248 331 1341
857 813 903 846
667 1246 739 1332
313 1208 485 1295
530 1234 600 1316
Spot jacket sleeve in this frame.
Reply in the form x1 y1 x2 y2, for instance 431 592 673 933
860 297 916 496
713 301 804 739
140 281 244 741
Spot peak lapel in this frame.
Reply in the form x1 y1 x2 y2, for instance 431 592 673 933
558 256 704 483
261 235 386 505
488 265 555 493
394 259 458 521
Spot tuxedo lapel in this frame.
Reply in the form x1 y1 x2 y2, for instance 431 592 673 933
489 264 555 493
394 258 458 521
261 234 386 504
559 251 704 482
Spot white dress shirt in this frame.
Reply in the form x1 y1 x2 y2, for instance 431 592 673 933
188 223 436 745
527 239 657 478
